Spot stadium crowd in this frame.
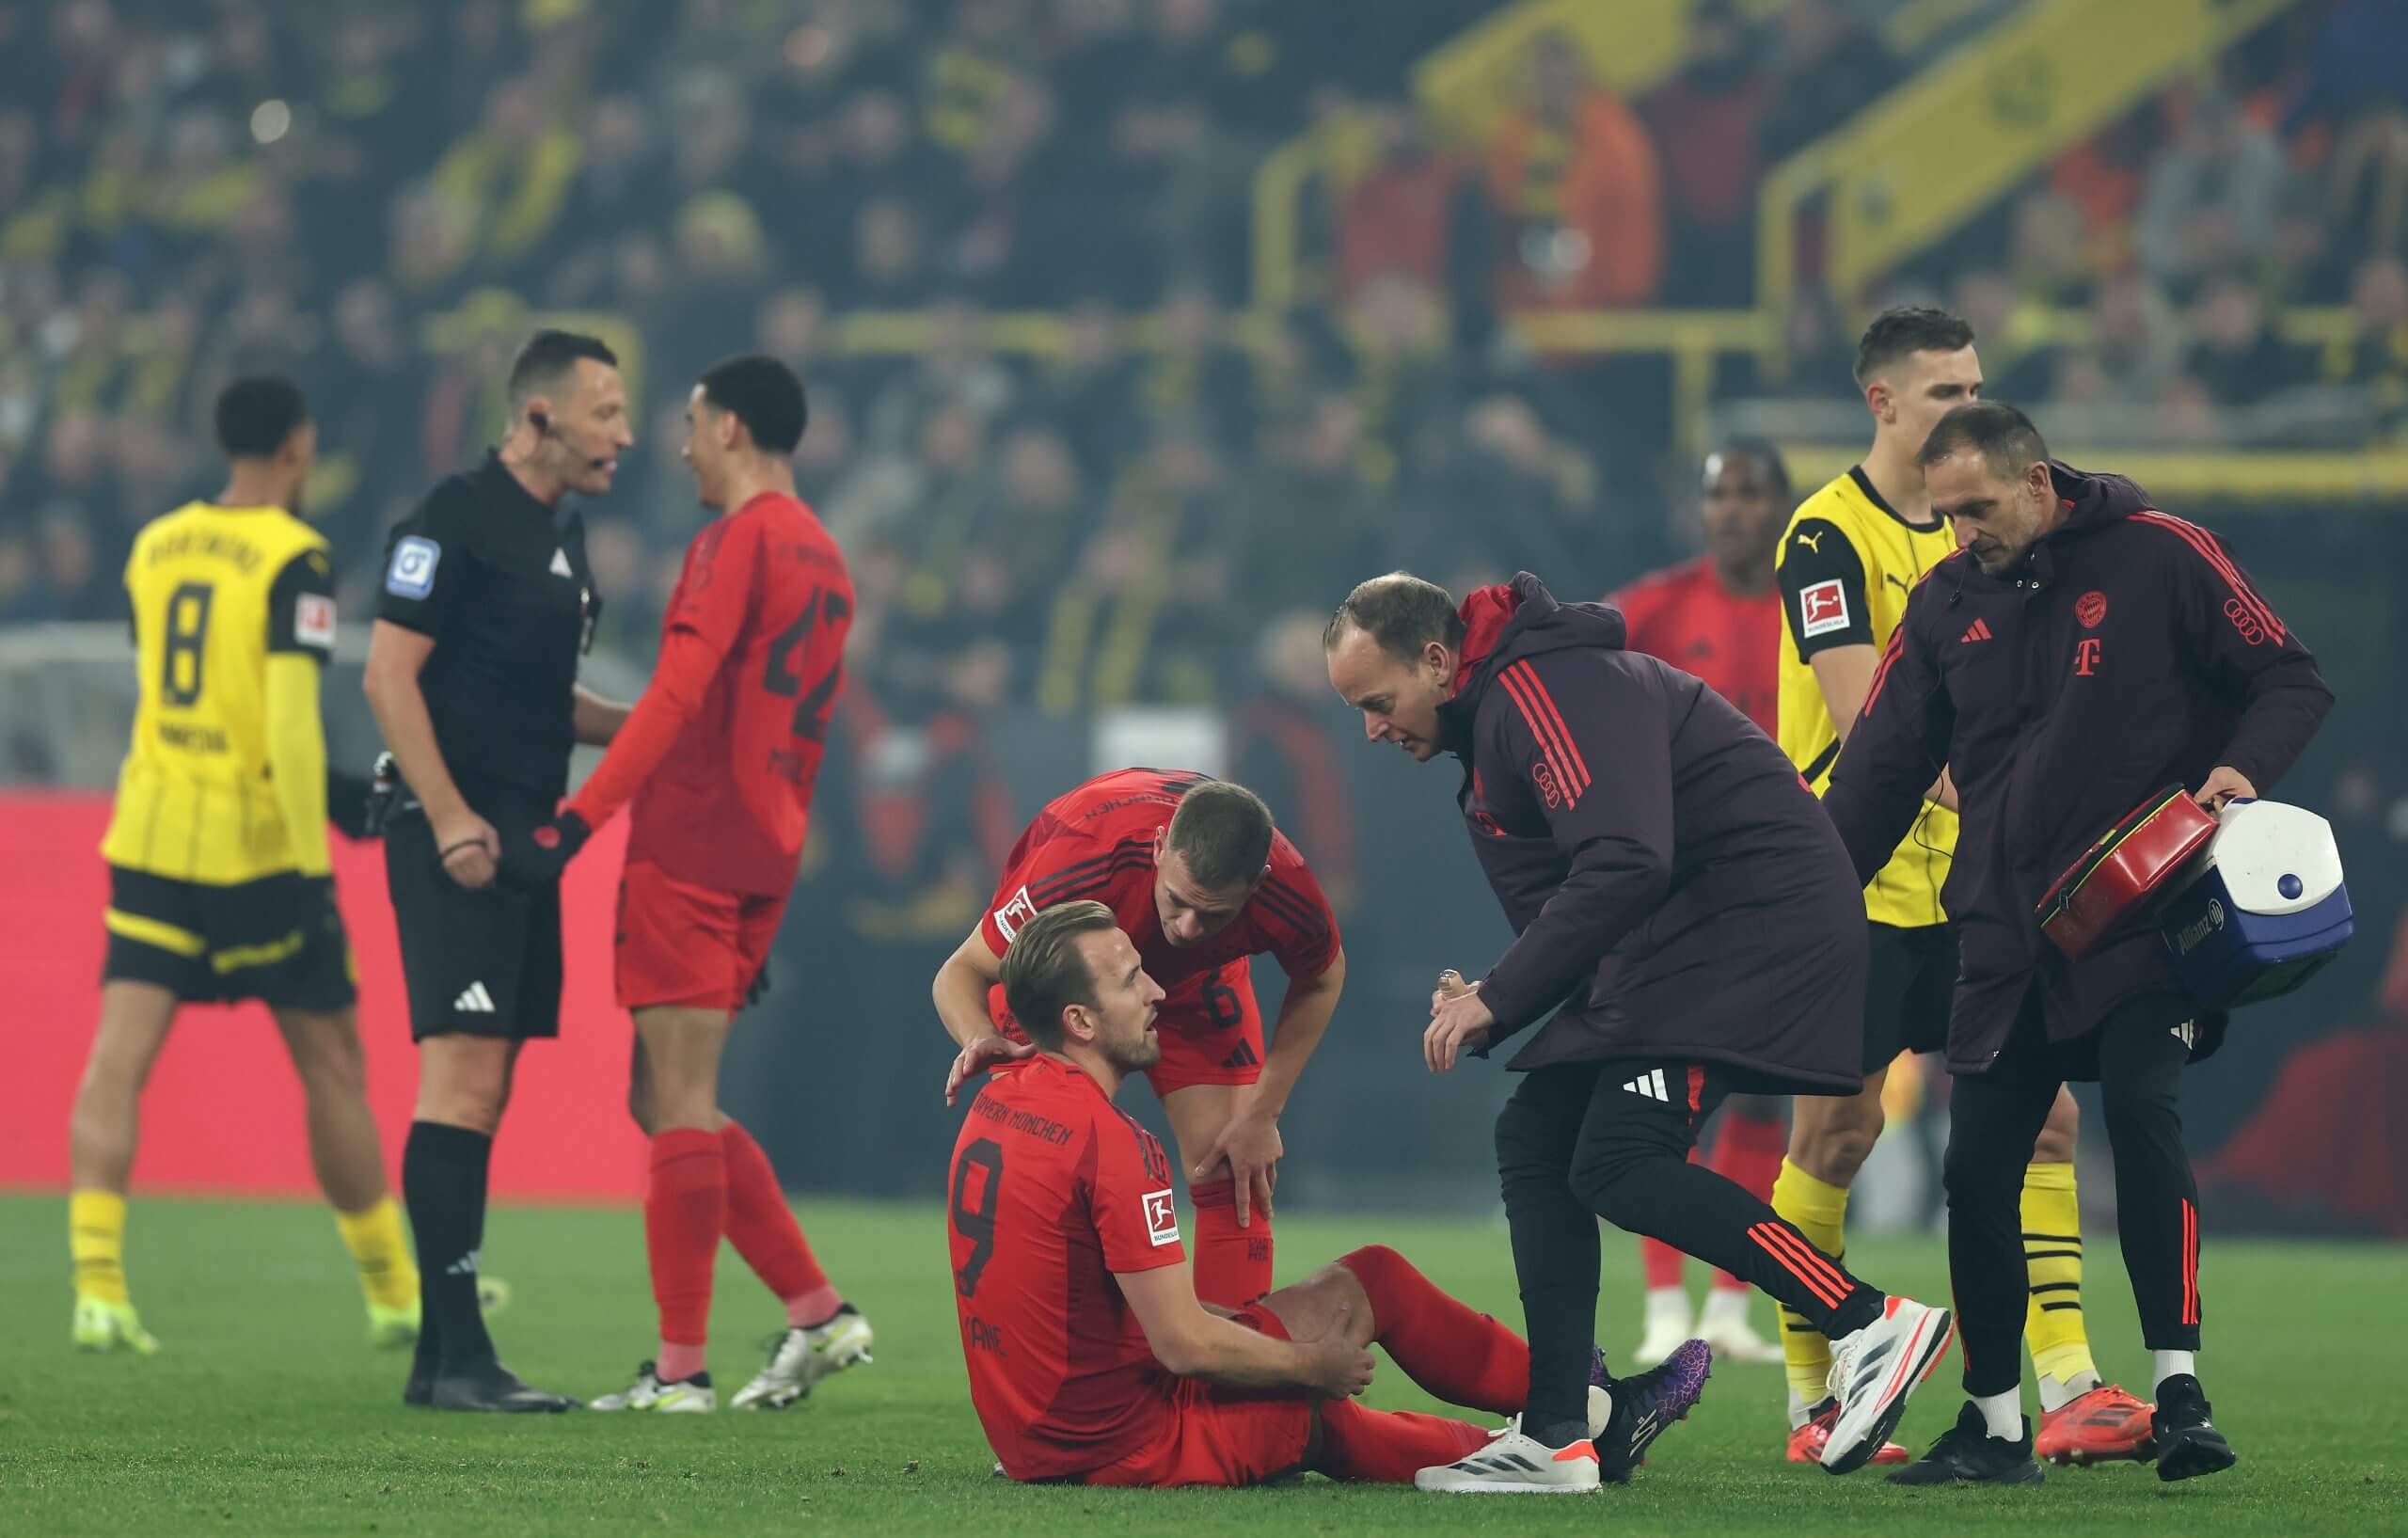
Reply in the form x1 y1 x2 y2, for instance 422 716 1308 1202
5 0 2405 675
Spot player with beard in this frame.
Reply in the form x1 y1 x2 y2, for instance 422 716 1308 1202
936 772 1343 1310
947 900 1711 1491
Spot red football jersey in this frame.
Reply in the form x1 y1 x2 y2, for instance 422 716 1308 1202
949 1054 1185 1480
979 769 1341 994
1610 557 1780 735
624 492 853 895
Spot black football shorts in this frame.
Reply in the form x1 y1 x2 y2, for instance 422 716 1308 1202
1861 920 1956 1073
102 865 356 1012
383 782 562 1042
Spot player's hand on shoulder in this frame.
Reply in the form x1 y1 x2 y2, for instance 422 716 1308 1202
433 808 502 890
1298 1302 1376 1399
496 810 591 891
945 1033 1039 1106
1425 970 1494 1073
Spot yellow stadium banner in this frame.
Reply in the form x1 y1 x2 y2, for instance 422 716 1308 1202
1811 0 2299 303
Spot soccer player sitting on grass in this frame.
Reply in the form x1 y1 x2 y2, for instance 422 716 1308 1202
946 899 1711 1493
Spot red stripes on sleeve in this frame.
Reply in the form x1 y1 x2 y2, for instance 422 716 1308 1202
1497 661 1592 809
2131 512 2285 644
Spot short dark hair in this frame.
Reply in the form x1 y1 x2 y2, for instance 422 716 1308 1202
1918 400 2051 481
1853 305 1975 387
1710 435 1791 499
508 328 618 406
1324 571 1466 662
699 354 809 453
214 376 309 459
999 899 1120 1051
1164 781 1274 892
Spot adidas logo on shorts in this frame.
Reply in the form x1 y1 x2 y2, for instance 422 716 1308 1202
453 981 497 1013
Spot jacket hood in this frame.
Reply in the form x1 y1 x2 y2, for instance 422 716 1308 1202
1440 572 1625 753
2051 459 2154 531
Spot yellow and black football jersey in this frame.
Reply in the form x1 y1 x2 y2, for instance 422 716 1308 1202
101 501 336 884
1775 467 1956 928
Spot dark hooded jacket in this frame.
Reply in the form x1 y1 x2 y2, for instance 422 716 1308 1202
1437 573 1869 1091
1823 462 2333 1073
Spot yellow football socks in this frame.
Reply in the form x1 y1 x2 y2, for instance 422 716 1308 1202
2020 1161 2098 1393
335 1197 420 1311
1771 1157 1850 1411
70 1189 131 1305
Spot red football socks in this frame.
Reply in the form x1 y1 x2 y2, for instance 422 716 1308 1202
1189 1180 1273 1308
718 1121 840 1325
646 1129 726 1380
1339 1244 1529 1415
1317 1398 1494 1483
1707 1110 1787 1290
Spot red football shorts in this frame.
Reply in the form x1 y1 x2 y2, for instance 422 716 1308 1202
988 958 1264 1098
614 860 785 1012
1083 1304 1314 1488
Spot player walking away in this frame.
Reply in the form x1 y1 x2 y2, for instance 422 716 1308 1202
1826 403 2332 1485
936 771 1344 1311
500 356 869 1414
1608 437 1793 1371
70 378 418 1356
363 330 633 1412
949 900 1712 1493
1325 571 1954 1484
1770 308 2138 1468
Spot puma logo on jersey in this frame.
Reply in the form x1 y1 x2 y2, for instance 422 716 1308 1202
1795 529 1825 554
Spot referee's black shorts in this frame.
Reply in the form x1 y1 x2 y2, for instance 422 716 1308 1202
1861 920 1956 1074
384 776 562 1041
102 865 356 1012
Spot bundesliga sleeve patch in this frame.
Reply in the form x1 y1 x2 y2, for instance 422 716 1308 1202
1143 1189 1179 1247
386 536 440 599
991 885 1038 943
294 593 336 649
1799 579 1850 639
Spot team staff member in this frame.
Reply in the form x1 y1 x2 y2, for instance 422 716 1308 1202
502 357 872 1415
1608 438 1793 1370
1826 403 2332 1484
1770 307 2133 1469
936 772 1343 1310
71 378 418 1356
1325 572 1953 1487
948 900 1710 1491
363 329 633 1412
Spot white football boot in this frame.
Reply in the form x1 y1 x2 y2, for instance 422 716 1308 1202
591 1361 715 1413
1822 1296 1955 1474
730 1306 874 1409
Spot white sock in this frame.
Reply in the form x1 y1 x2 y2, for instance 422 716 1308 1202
2154 1349 2196 1387
2035 1367 2101 1413
1973 1388 2022 1441
1699 1288 1752 1331
1643 1287 1690 1326
1787 1387 1815 1431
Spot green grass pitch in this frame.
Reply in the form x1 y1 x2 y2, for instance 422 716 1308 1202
0 1194 2397 1535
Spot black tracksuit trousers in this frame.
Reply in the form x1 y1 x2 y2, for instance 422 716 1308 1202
1946 985 2203 1397
1497 1058 1885 1434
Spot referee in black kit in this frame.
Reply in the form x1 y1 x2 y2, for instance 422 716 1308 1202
362 330 634 1411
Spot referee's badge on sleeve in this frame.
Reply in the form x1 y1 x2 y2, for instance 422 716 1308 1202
295 593 337 648
387 536 440 598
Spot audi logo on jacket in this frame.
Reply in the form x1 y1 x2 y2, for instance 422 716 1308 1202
1822 462 2334 1071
